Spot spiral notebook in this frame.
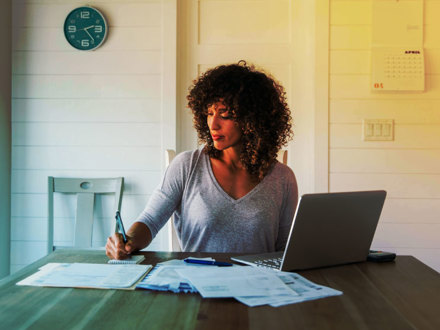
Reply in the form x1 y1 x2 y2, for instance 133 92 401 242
108 255 145 264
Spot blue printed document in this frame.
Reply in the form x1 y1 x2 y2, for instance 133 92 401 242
136 258 217 293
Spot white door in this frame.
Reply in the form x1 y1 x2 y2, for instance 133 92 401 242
177 0 328 195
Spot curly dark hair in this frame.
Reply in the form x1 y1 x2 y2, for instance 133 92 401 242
187 61 293 180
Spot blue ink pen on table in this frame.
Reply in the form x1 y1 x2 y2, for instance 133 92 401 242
184 258 233 267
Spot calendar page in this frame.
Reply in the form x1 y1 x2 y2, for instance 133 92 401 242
371 47 425 92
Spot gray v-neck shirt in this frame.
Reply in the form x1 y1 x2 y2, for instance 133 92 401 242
136 148 298 253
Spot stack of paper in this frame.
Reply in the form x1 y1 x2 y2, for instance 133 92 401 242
136 258 213 293
17 263 152 290
176 266 296 299
137 258 342 307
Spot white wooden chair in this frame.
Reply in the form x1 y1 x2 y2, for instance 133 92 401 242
165 149 182 251
47 177 124 254
277 149 288 165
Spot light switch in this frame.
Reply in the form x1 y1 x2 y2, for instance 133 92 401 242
374 123 382 136
363 119 394 141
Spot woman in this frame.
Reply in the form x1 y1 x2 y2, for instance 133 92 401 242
106 61 298 260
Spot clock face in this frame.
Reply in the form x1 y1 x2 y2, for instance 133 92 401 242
64 7 108 51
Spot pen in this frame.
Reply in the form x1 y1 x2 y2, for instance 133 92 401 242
184 258 233 267
115 211 128 243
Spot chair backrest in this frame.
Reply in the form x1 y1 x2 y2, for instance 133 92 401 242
165 150 182 252
277 149 288 165
47 177 124 254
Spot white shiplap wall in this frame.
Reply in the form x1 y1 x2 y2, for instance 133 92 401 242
330 0 440 272
11 0 176 273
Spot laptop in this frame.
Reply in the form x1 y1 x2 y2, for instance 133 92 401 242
231 190 387 271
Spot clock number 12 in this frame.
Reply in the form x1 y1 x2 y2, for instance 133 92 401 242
80 11 90 19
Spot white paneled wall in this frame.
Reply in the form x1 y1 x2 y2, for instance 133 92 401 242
11 0 176 273
330 0 440 272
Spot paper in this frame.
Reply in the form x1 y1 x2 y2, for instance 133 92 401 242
176 266 298 298
17 263 152 290
235 271 343 307
137 258 343 307
136 257 219 293
372 0 423 47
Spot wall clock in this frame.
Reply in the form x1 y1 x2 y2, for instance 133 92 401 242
64 6 108 51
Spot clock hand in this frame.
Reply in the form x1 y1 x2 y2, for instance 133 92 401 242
77 26 95 33
83 28 94 42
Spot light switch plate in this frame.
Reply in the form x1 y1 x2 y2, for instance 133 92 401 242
363 119 394 141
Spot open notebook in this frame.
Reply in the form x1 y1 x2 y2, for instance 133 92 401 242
108 255 145 264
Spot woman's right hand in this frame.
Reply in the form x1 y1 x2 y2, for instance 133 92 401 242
105 233 135 260
105 222 152 260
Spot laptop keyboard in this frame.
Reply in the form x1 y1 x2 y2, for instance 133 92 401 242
254 257 283 270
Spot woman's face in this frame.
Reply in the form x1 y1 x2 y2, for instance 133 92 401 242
207 101 242 151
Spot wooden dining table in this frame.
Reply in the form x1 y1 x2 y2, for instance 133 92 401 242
1 249 439 329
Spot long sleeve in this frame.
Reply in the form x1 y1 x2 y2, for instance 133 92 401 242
135 150 195 239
